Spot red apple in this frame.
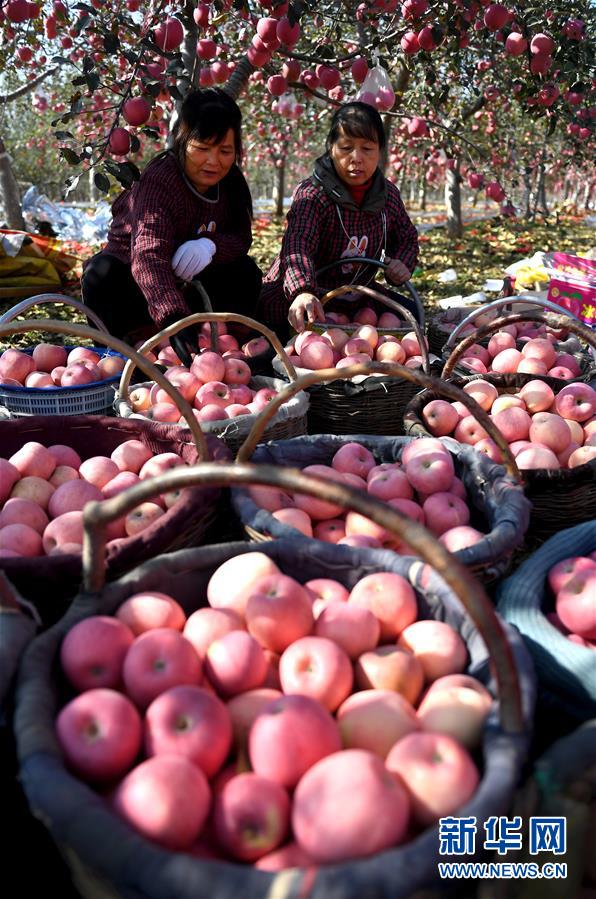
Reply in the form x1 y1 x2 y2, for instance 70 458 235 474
60 615 135 692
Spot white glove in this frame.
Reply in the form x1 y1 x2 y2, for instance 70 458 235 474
172 238 216 280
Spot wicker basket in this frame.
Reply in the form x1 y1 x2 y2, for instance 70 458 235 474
233 362 530 585
273 284 430 436
440 303 596 384
0 295 127 416
0 572 39 708
496 521 596 721
0 319 230 620
117 312 309 455
13 461 534 899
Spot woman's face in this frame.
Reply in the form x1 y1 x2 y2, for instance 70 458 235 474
184 127 236 192
330 126 380 187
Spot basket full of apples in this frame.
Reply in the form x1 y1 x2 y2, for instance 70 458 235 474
231 362 531 584
0 319 231 616
117 312 309 455
0 295 129 416
13 462 535 899
439 304 595 385
272 285 433 437
404 325 596 538
497 520 596 720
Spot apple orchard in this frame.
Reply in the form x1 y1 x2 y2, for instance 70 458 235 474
0 0 594 234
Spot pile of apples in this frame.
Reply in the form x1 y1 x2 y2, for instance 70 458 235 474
420 380 596 471
283 307 430 372
55 550 491 865
247 439 488 552
0 344 126 388
129 324 276 424
453 327 585 380
0 440 190 559
546 553 596 649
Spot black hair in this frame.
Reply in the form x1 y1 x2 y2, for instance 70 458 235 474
326 102 386 152
172 88 252 216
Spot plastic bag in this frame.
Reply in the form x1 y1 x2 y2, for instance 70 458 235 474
356 64 395 111
21 186 112 245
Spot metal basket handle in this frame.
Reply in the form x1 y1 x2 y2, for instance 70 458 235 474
316 257 425 328
0 319 208 459
118 311 297 407
81 460 524 735
443 295 589 352
442 310 596 379
0 294 110 334
236 359 520 482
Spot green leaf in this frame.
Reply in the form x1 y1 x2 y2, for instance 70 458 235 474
142 128 161 141
55 130 75 140
60 148 81 165
146 81 163 98
73 2 96 12
94 172 111 193
72 76 88 86
74 13 92 35
130 134 141 153
85 72 101 92
168 84 184 102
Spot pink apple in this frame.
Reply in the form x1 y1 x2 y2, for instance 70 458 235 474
145 684 232 777
9 441 56 480
223 357 251 385
249 693 342 787
556 571 596 639
248 485 294 513
354 307 378 326
0 458 20 504
529 412 571 454
79 456 120 490
279 636 353 711
519 379 555 413
439 524 485 552
244 573 314 653
242 336 269 357
42 511 84 553
0 523 43 557
292 749 410 863
491 347 523 373
332 442 377 478
231 384 253 406
304 578 350 610
417 683 492 748
67 347 100 366
255 842 317 872
116 592 186 635
226 687 282 751
375 341 406 364
25 371 54 388
292 465 345 520
348 572 417 641
190 350 225 383
554 353 581 376
422 492 470 536
272 507 313 536
61 363 98 387
98 355 126 379
548 556 596 594
56 687 142 783
196 381 233 409
491 406 531 442
251 387 278 411
183 607 244 658
129 386 152 412
123 628 202 709
0 497 48 534
47 479 102 519
421 400 460 436
337 689 418 758
0 348 36 383
102 471 141 500
11 476 54 509
49 465 80 488
398 620 468 682
60 615 134 691
405 449 455 494
207 552 280 617
354 644 424 704
314 602 380 659
521 337 556 369
555 383 595 422
123 502 165 537
204 630 267 697
385 732 479 825
321 328 350 354
313 519 346 543
487 331 516 358
213 773 290 861
366 468 414 503
568 446 596 468
113 755 210 850
460 357 487 375
300 340 335 370
138 452 184 480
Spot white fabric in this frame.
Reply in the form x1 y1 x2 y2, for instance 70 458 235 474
171 238 216 280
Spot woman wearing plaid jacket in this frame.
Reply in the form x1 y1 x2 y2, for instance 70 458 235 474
82 89 262 366
258 101 419 340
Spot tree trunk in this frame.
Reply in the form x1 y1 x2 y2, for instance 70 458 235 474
445 160 463 239
273 158 286 218
0 135 25 229
523 166 533 218
88 167 97 203
417 175 427 211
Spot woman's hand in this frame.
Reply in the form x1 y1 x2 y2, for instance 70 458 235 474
172 238 216 281
384 257 411 286
288 292 325 332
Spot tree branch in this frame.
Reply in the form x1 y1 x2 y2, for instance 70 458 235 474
0 66 61 105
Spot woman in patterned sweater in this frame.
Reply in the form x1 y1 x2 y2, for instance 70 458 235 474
258 102 419 340
82 89 262 366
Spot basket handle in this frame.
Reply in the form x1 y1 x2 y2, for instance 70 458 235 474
443 295 588 352
81 461 524 735
0 293 111 334
316 256 425 328
118 311 297 405
442 310 596 379
317 283 430 376
0 319 208 460
235 360 520 481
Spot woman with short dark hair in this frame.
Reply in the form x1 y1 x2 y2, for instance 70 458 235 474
258 101 419 339
82 88 262 365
